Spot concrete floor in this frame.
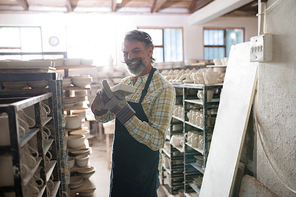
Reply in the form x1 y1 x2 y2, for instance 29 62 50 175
87 137 169 197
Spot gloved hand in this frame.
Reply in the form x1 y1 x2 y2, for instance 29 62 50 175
101 80 135 124
91 89 108 116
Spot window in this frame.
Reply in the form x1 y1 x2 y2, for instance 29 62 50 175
66 26 116 66
138 28 183 63
0 27 42 60
204 28 244 60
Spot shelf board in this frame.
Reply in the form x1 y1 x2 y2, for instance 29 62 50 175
37 185 46 197
186 143 203 155
46 160 57 181
189 182 200 194
171 143 184 153
41 116 52 127
162 164 171 174
185 98 220 105
63 86 91 91
185 121 203 130
70 164 92 173
185 192 199 197
49 181 61 197
55 65 96 71
44 138 54 155
20 127 39 148
23 157 42 186
162 148 171 158
190 162 205 174
69 177 96 193
172 83 223 89
64 105 88 111
172 115 184 122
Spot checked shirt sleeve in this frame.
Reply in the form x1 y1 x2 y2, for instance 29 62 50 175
124 83 176 151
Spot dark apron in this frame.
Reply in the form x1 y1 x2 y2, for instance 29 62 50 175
110 68 159 197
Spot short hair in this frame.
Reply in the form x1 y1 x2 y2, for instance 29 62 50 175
124 30 155 63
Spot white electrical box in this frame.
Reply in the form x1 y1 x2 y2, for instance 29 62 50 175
250 34 273 62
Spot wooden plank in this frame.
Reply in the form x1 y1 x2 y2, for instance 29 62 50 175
152 0 167 12
199 42 258 197
65 0 73 12
189 0 213 13
111 0 117 12
15 0 28 10
239 175 279 197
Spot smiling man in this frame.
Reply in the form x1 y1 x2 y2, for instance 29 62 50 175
91 30 176 197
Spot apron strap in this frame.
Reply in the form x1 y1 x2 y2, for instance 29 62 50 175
139 67 156 104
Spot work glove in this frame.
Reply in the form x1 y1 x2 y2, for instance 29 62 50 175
91 89 109 116
101 80 135 124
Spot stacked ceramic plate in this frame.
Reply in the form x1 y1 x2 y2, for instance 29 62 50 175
77 166 96 180
70 147 92 157
69 176 83 189
63 97 77 109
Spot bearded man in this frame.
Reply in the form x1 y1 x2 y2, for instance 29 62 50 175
91 30 175 197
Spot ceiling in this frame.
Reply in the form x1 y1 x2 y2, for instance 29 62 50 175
0 0 258 15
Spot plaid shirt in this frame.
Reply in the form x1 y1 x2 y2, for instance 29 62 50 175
95 69 175 168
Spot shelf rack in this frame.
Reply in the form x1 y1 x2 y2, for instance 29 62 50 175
160 83 223 196
0 72 66 197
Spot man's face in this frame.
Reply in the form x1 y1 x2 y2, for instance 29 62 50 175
123 39 153 76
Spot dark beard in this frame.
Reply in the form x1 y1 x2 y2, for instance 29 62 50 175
124 58 147 76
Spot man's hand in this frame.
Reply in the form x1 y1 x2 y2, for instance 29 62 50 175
91 89 108 116
101 80 135 124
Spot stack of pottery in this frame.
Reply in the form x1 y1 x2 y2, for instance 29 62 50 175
173 105 183 119
64 97 77 109
72 75 92 88
65 115 82 130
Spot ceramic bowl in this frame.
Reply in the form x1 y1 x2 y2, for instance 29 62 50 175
3 81 26 90
70 129 89 137
76 155 89 167
27 81 48 89
72 76 92 88
65 115 82 129
68 157 75 169
62 77 72 88
66 134 85 149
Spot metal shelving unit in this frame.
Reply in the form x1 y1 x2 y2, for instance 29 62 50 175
0 72 66 197
160 83 222 196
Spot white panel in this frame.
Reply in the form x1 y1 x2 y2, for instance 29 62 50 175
200 42 258 197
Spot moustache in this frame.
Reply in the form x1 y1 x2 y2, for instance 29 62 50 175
122 57 143 65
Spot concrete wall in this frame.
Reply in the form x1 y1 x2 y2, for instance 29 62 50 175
257 0 296 196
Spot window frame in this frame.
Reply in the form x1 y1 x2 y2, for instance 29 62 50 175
137 26 184 63
203 27 245 59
